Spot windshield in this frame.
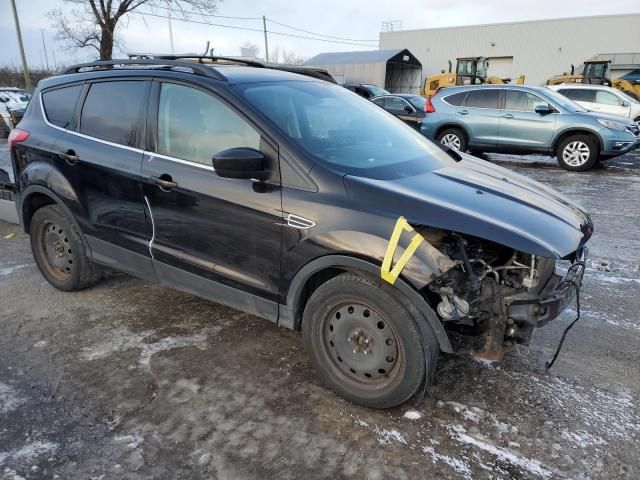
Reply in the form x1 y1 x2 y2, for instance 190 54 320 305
543 88 588 113
234 81 454 179
364 85 390 97
406 95 427 111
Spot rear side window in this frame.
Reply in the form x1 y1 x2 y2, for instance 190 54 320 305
80 81 146 146
559 88 595 103
443 92 466 106
465 90 500 109
42 85 82 129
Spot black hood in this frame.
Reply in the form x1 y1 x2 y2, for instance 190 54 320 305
344 157 592 258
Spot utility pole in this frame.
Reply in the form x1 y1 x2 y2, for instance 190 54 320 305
262 16 269 62
10 0 32 90
167 1 175 54
40 29 50 71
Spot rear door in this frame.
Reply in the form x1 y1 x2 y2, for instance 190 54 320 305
141 80 282 320
497 89 557 150
459 89 501 148
557 88 596 111
51 79 154 279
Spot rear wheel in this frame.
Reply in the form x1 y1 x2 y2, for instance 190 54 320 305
437 127 467 152
555 134 599 171
302 272 437 408
30 205 103 291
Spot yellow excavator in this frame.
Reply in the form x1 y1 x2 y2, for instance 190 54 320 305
547 60 640 100
423 57 525 98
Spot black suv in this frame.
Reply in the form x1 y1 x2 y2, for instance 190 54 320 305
9 57 592 408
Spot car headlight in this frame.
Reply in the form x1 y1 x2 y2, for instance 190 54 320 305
596 118 628 131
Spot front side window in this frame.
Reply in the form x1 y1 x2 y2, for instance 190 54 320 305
595 90 622 106
157 83 260 166
42 85 82 129
385 97 411 111
504 91 548 111
465 89 500 109
233 80 455 179
80 81 146 146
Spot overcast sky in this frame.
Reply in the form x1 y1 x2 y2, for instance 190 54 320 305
1 0 638 68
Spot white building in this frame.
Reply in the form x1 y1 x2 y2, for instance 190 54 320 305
379 14 640 86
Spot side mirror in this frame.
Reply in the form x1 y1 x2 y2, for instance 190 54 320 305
212 147 270 181
535 104 553 115
621 101 630 107
403 105 414 113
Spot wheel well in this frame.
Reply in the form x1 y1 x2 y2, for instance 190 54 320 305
22 192 55 233
293 267 346 330
552 130 602 154
435 124 468 141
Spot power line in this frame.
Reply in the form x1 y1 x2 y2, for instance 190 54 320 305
150 3 262 21
134 10 379 47
266 18 378 42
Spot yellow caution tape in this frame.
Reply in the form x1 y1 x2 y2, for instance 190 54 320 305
4 232 15 239
381 216 424 285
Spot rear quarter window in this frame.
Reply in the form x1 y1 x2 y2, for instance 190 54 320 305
42 85 82 129
443 92 467 106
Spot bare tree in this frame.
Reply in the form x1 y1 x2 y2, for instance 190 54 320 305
240 41 260 59
281 49 305 65
49 0 220 61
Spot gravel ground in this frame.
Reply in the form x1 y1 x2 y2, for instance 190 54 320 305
1 140 640 479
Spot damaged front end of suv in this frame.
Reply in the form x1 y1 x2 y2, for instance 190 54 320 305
418 229 588 362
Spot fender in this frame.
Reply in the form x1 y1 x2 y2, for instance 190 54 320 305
280 254 453 353
551 127 604 151
17 184 91 255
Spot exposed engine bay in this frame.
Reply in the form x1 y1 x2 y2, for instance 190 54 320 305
418 229 585 361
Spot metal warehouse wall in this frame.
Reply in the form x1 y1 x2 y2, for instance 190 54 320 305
379 14 640 85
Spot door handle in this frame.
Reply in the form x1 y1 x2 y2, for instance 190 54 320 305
457 109 469 115
150 175 178 192
58 151 80 165
502 113 514 119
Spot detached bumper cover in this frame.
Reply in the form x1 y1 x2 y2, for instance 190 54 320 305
507 247 588 327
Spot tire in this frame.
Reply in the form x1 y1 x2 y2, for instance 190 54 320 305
555 134 599 171
30 204 103 291
437 127 467 152
302 272 437 408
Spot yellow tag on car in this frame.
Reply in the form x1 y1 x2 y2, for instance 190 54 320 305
381 216 424 285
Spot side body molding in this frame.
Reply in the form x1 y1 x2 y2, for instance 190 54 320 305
280 255 454 353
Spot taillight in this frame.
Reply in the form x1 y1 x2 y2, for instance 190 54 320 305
425 97 435 113
8 128 29 152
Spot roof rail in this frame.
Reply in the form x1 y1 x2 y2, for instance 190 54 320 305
59 58 225 80
128 53 265 68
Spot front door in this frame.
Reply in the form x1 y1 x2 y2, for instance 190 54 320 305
497 89 557 151
142 81 282 321
592 90 631 117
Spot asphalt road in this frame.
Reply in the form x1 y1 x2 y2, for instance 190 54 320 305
1 140 640 479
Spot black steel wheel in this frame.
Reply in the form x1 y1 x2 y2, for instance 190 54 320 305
302 272 437 408
30 204 103 291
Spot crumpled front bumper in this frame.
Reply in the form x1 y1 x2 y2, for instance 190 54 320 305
507 246 588 328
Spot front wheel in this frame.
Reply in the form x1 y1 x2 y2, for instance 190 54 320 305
302 272 437 408
555 134 599 171
437 127 467 152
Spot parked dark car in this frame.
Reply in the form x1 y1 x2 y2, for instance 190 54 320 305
420 85 640 171
372 94 429 129
9 58 591 408
342 83 389 99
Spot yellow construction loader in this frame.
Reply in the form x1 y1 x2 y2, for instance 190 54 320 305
423 57 525 97
547 60 640 100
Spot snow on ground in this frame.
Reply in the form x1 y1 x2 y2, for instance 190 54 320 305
0 382 25 414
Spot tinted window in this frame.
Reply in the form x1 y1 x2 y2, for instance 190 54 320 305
465 90 500 109
386 97 411 111
372 98 386 107
158 83 260 166
443 92 467 106
559 88 595 103
504 91 548 111
42 85 82 129
234 81 455 180
80 81 146 146
595 90 622 106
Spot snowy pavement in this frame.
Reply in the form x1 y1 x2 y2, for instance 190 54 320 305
1 145 640 479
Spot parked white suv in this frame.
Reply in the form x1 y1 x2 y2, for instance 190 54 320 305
548 84 640 127
0 87 31 137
